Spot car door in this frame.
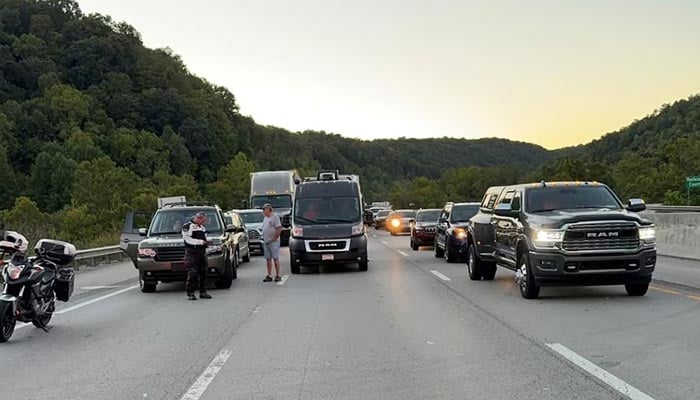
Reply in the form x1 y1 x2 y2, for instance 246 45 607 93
503 191 524 265
493 191 516 268
234 214 249 255
120 211 152 268
473 192 499 256
436 206 451 248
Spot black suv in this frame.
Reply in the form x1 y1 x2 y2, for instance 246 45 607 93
467 182 656 299
434 202 480 262
410 208 441 250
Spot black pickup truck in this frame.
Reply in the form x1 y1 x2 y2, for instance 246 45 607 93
467 182 656 299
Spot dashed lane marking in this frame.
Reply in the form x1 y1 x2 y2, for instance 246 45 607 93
180 349 233 400
276 275 289 286
546 343 655 400
430 270 451 281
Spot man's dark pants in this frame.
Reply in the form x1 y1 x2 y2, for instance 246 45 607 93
185 250 208 294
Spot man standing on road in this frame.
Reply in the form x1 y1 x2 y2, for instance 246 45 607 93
182 211 212 300
262 204 283 282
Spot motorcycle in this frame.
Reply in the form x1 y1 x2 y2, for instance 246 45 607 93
0 238 76 343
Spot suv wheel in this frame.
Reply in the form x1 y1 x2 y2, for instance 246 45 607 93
444 241 456 263
516 254 539 299
139 272 157 293
216 255 235 289
481 263 497 281
358 260 368 271
625 283 649 296
242 248 251 263
434 238 444 258
410 238 419 251
467 244 482 280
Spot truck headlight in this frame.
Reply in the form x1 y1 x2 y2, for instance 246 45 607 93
138 248 156 258
292 226 304 237
532 230 564 248
638 226 656 243
206 245 223 255
351 223 365 235
453 228 467 240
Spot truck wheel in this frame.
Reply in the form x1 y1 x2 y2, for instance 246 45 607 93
216 256 234 289
625 283 649 296
481 263 497 281
434 239 444 258
359 260 368 271
0 301 17 343
467 244 482 280
139 272 157 293
291 259 301 275
242 248 251 263
516 254 540 299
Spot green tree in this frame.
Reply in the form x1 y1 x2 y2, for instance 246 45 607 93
29 150 78 212
1 196 54 246
206 152 255 210
65 129 104 162
41 84 91 134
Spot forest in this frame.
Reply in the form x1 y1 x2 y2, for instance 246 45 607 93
1 0 699 248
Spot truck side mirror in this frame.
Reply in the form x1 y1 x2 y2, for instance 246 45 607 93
626 198 646 212
138 228 147 236
494 203 518 218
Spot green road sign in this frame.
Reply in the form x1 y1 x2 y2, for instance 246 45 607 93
686 176 700 189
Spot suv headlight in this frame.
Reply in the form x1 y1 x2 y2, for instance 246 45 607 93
532 229 564 248
206 244 223 255
390 219 401 228
639 226 656 244
138 248 156 258
352 223 365 235
453 228 467 240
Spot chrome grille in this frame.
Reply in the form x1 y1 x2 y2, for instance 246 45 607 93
248 230 261 240
563 222 639 251
155 247 186 262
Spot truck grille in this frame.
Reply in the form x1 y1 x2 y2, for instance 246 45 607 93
155 247 186 262
308 241 347 251
563 222 639 251
248 230 261 240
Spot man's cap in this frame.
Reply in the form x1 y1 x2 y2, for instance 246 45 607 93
262 204 273 210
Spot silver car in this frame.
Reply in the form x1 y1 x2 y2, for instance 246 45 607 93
235 209 265 255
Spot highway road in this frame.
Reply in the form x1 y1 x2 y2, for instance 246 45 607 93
1 232 700 400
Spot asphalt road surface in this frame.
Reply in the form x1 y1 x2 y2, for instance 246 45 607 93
2 232 699 400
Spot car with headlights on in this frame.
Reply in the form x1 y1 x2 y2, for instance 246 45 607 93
120 203 239 293
434 202 480 262
386 209 416 236
467 181 656 299
409 208 441 250
373 209 392 230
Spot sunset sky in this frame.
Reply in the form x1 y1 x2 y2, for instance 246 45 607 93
79 0 700 149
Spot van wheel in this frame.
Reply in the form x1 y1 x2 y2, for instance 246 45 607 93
359 260 368 272
516 254 540 299
467 245 482 280
291 259 301 275
625 283 649 296
139 272 157 293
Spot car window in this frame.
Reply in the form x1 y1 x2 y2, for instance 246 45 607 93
416 210 441 222
450 206 480 222
150 209 222 235
499 191 515 205
486 194 498 210
511 192 522 211
239 212 264 224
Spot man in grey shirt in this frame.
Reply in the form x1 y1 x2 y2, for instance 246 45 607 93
261 204 283 282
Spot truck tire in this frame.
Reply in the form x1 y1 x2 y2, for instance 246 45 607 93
481 263 497 281
291 259 301 275
467 244 482 280
242 248 251 263
216 255 235 289
359 260 368 271
517 254 540 299
625 283 649 296
139 272 157 293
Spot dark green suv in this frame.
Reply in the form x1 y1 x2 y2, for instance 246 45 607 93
120 203 241 293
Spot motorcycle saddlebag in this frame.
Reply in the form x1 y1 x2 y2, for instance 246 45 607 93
54 268 75 302
35 239 76 265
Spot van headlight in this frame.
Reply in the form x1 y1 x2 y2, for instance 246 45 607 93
638 226 656 244
532 229 564 248
352 223 365 235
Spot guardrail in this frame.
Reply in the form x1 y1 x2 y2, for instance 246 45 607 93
73 245 124 270
645 205 700 213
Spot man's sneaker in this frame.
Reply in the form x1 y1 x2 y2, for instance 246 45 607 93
274 276 282 282
199 292 212 299
263 276 273 282
187 294 197 301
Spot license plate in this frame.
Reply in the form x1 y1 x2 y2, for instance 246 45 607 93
171 262 186 270
322 254 334 261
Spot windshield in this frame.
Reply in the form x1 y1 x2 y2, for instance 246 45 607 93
251 195 292 209
450 206 479 222
149 209 222 235
294 197 361 224
238 212 264 224
416 210 441 222
377 210 391 218
396 210 416 218
526 186 622 213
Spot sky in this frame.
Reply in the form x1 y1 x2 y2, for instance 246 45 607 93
78 0 700 149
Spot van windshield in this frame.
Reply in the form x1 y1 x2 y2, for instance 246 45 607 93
294 197 361 225
150 209 222 235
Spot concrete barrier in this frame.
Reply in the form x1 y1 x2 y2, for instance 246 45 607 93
643 212 700 260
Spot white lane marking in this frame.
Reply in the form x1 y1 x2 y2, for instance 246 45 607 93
430 270 451 281
371 234 377 238
381 240 389 246
180 349 233 400
426 341 435 345
546 343 655 400
397 250 409 257
55 285 138 315
252 306 263 314
80 285 122 290
276 275 289 286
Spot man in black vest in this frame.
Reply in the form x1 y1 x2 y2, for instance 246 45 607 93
182 211 212 300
